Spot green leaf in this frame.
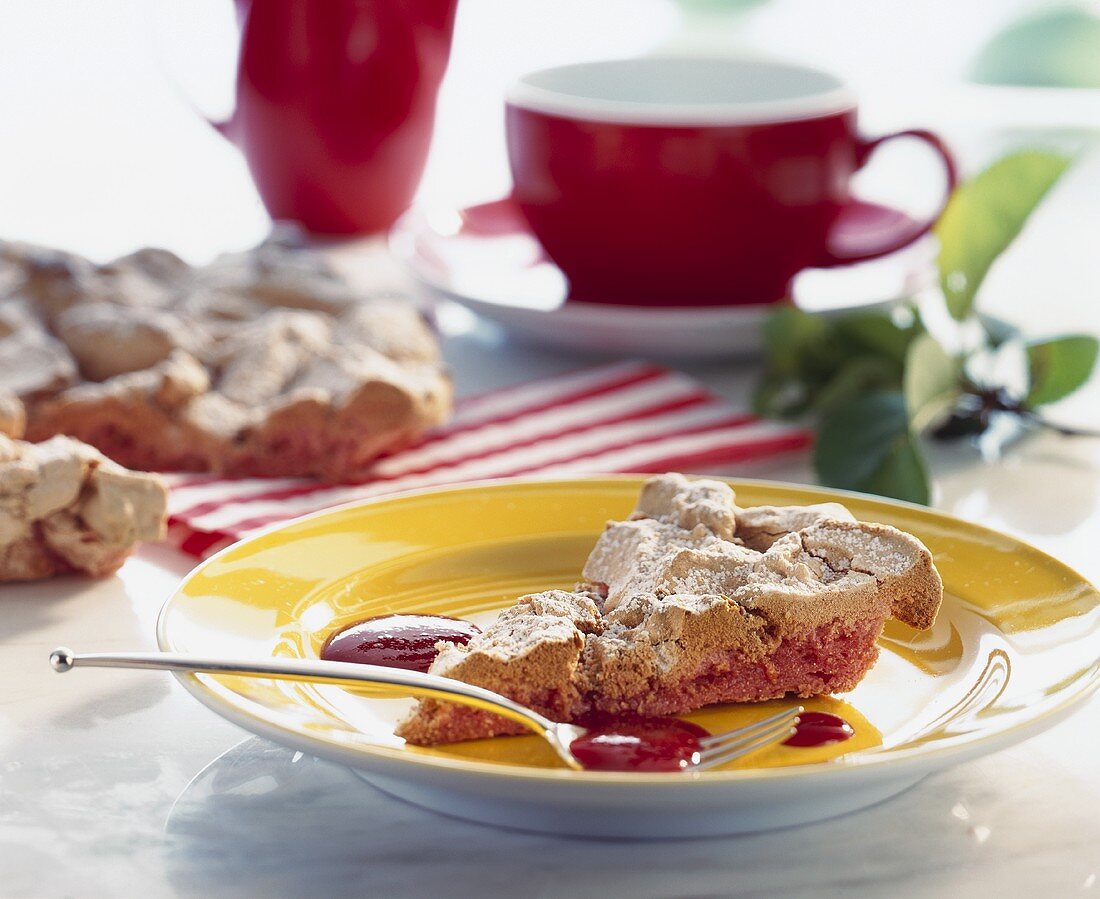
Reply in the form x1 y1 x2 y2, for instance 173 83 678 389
970 7 1100 90
936 150 1071 320
813 355 903 415
904 333 961 431
814 391 931 504
754 307 918 419
857 434 931 504
833 307 922 365
761 306 828 373
1024 335 1099 407
752 373 808 419
755 308 847 418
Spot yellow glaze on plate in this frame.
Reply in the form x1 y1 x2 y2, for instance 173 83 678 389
159 477 1100 782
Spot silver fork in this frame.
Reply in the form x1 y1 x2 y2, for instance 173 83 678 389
49 647 800 772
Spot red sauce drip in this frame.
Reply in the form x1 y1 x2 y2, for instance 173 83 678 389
320 614 481 673
569 714 710 772
783 711 854 747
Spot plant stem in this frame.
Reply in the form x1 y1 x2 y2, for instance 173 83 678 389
968 385 1100 438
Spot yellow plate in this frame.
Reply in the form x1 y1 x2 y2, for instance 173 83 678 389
157 477 1100 835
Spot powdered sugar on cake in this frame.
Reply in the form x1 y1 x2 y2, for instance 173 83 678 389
397 473 944 745
0 434 167 581
0 234 451 480
396 590 602 745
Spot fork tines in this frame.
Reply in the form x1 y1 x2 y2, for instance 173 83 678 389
693 706 804 771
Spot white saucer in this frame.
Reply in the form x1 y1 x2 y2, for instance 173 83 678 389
390 198 937 359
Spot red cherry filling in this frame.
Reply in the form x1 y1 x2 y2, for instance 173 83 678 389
569 714 709 772
321 614 481 673
783 711 854 747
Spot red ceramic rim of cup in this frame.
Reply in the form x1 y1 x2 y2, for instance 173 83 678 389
505 55 956 308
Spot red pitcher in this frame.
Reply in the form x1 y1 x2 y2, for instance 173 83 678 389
204 0 459 235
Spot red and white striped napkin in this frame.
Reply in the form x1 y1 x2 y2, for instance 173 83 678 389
165 361 811 558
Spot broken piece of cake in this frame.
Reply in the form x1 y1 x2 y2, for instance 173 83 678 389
397 473 943 745
0 233 452 480
0 434 168 581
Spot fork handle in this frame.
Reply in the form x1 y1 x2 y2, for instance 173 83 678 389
49 647 555 738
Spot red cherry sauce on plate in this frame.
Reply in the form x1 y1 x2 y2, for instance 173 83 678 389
320 614 481 673
569 714 710 772
782 711 854 747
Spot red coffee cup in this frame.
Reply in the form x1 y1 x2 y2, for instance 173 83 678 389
505 56 957 307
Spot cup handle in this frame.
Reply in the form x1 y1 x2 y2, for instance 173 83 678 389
819 129 959 266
